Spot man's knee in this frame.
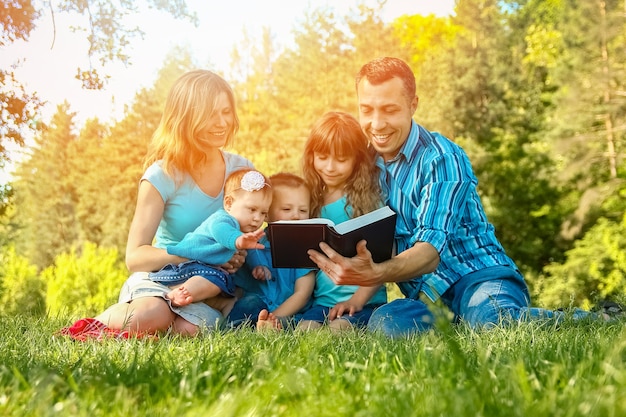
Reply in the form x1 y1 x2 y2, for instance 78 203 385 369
368 299 436 338
460 279 529 328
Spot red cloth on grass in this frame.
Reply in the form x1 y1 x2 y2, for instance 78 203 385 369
57 318 156 341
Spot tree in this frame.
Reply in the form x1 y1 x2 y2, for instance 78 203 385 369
549 0 625 181
545 0 626 241
229 26 285 174
392 13 458 137
8 46 196 270
0 0 197 171
11 102 79 269
230 2 403 175
79 47 197 251
30 0 198 89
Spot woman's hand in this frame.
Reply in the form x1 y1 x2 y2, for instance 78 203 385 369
222 249 247 274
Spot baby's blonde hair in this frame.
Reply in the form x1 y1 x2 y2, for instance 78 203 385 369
225 168 272 199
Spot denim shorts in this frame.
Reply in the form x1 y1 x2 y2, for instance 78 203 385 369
300 304 382 328
118 272 223 329
148 260 235 296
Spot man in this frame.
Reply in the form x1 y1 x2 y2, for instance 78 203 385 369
309 57 545 337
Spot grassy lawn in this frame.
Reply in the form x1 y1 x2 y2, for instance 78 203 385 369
1 314 625 417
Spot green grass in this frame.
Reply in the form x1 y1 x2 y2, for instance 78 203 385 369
1 315 625 417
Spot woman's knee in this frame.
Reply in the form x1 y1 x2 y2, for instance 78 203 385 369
172 317 200 336
127 297 175 332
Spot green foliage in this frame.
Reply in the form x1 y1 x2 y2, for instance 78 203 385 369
2 316 626 416
3 0 626 312
393 13 458 137
11 103 79 269
0 0 42 164
547 0 625 185
0 246 45 316
0 0 195 169
44 242 128 318
10 49 197 264
535 212 626 309
230 3 404 176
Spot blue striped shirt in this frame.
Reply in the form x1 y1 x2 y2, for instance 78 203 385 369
377 121 519 301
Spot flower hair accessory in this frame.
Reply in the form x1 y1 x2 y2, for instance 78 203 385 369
240 171 269 192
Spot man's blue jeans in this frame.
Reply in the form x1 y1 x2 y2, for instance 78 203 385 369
368 266 594 338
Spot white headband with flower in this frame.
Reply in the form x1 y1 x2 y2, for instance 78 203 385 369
240 170 270 192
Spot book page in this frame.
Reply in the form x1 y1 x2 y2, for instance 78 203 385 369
332 206 395 235
272 218 336 226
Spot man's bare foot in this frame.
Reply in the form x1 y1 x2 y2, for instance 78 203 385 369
256 309 282 331
166 286 194 307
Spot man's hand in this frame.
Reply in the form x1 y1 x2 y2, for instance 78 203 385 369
308 240 383 286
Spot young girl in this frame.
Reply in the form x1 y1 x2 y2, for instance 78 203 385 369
298 111 387 331
149 169 272 315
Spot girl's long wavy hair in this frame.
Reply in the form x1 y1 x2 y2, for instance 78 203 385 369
302 111 381 218
144 70 239 181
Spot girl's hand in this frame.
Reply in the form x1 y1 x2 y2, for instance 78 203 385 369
328 300 363 320
252 265 272 281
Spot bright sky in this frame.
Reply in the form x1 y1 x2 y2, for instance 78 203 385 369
3 0 455 126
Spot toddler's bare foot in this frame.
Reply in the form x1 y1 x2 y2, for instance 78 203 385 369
256 309 282 331
329 317 353 333
166 286 193 307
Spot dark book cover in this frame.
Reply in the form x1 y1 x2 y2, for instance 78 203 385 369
267 206 397 268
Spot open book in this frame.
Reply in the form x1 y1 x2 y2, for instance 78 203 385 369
267 206 397 268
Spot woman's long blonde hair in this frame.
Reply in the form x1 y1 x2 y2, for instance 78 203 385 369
302 111 381 218
144 70 239 180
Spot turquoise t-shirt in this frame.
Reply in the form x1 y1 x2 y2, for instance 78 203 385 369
312 196 387 307
142 151 253 248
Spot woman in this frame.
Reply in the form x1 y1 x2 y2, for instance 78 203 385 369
82 69 253 337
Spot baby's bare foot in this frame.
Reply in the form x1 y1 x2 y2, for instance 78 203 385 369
256 309 282 331
166 286 193 307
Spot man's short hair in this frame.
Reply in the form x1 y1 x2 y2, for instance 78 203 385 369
355 57 416 101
